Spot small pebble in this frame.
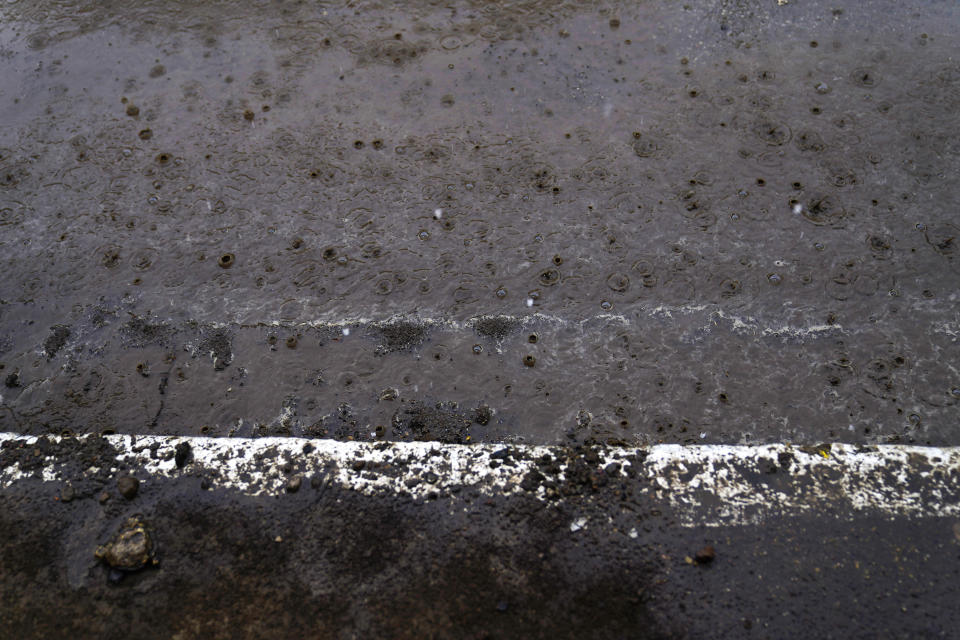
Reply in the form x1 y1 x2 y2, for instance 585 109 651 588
117 476 140 500
174 441 192 468
695 545 716 564
286 476 302 493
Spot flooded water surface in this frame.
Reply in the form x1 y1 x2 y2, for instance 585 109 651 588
1 0 959 445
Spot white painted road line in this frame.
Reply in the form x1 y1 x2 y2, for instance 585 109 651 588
2 433 957 527
184 307 847 339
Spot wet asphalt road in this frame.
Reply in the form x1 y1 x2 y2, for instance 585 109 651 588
1 0 959 445
2 433 959 639
1 0 960 637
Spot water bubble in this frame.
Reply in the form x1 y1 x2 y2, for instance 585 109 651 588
767 273 782 285
794 130 826 153
538 268 561 286
850 67 881 88
600 300 613 311
96 244 123 269
802 195 846 226
130 248 158 272
374 278 393 295
754 120 792 146
495 287 507 299
631 132 662 157
440 34 463 50
720 279 741 297
472 344 483 354
631 259 654 276
867 235 892 258
606 273 630 292
924 224 959 256
418 229 430 240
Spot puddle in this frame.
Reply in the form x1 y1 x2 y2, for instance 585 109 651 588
0 0 958 445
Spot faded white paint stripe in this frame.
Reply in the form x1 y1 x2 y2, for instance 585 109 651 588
1 433 958 527
195 306 843 339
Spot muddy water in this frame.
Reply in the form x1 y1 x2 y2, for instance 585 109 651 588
0 0 958 444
